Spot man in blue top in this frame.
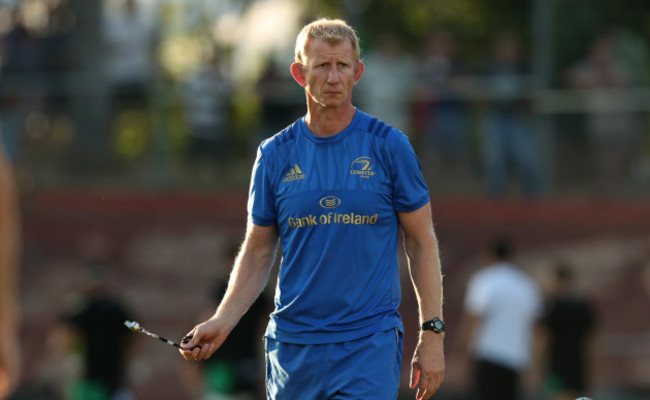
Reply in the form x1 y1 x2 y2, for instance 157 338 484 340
181 18 445 400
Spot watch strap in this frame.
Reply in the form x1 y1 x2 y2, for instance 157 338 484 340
421 317 445 333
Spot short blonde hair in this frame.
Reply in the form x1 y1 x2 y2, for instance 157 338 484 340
294 18 361 64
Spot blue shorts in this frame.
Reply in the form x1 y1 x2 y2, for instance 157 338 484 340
265 328 403 400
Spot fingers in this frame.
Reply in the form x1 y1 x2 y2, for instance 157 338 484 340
412 364 429 400
416 378 432 400
179 327 206 361
411 358 444 399
179 328 196 350
416 378 428 400
188 342 215 361
182 329 199 349
180 340 216 361
179 327 198 360
409 364 420 389
415 371 444 400
179 323 222 361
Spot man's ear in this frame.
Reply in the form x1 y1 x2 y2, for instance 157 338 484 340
290 63 306 87
353 61 364 85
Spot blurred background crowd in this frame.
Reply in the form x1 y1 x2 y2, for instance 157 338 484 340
1 0 649 197
1 0 650 399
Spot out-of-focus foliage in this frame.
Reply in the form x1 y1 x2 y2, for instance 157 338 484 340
553 0 650 84
306 0 530 60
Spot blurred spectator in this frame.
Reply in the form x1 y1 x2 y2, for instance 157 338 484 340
565 32 641 195
182 51 233 185
0 140 21 399
256 59 303 141
39 0 74 122
0 9 39 162
1 8 40 74
356 33 416 133
606 23 650 87
39 1 73 74
181 245 271 400
200 278 270 399
59 263 134 400
606 24 650 187
416 29 472 178
480 32 543 198
455 237 543 400
103 0 157 149
103 0 156 103
541 263 597 400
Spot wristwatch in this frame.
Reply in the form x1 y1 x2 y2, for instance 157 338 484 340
421 317 445 334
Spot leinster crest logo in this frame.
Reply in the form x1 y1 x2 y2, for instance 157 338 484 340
350 157 376 178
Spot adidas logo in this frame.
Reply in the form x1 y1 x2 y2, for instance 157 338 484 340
283 164 306 182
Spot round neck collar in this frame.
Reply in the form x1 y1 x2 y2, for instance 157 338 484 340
299 109 360 143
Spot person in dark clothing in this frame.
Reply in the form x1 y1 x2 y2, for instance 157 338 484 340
63 263 133 400
542 263 597 400
479 31 543 198
198 279 271 398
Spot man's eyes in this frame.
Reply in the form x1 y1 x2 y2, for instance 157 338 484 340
317 62 349 68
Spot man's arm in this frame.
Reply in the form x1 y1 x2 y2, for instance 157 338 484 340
0 142 20 397
398 202 445 400
180 221 278 361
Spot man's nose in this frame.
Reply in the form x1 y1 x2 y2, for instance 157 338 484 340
327 67 340 82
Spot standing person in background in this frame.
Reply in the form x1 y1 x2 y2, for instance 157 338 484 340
103 0 158 158
103 0 157 108
183 51 233 187
256 59 305 147
0 140 21 399
60 263 134 400
179 243 271 400
417 29 472 180
180 18 445 400
456 238 542 400
541 263 597 400
480 32 543 198
182 276 271 400
356 33 417 133
565 31 640 195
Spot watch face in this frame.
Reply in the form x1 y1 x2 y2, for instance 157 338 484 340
423 318 444 333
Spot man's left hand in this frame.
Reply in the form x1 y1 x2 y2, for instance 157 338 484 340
409 332 445 399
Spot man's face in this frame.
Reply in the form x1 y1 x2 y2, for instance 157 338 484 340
294 38 363 109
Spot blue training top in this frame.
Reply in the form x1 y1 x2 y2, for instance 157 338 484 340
249 109 430 344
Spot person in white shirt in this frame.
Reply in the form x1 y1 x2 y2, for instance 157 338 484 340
457 237 542 400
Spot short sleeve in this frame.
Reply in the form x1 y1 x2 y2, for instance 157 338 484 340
247 145 277 226
391 133 430 211
465 274 489 315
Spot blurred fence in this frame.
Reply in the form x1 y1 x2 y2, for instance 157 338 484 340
2 71 649 199
1 0 649 199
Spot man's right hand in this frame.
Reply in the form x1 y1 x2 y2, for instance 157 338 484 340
179 318 229 361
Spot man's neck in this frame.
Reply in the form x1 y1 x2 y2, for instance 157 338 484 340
304 103 357 137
